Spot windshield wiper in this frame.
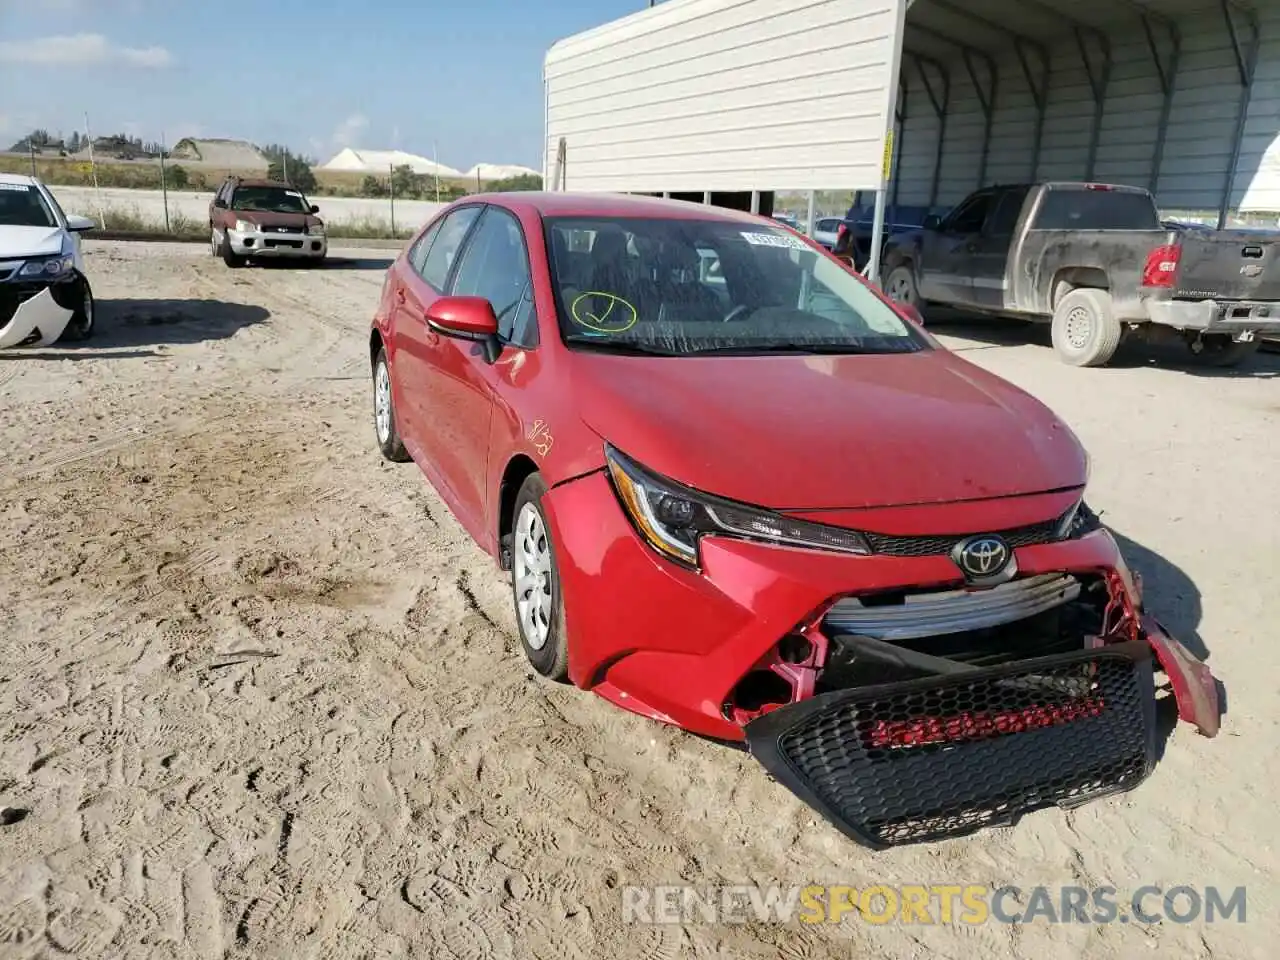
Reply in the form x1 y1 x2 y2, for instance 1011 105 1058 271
683 342 887 356
567 339 683 356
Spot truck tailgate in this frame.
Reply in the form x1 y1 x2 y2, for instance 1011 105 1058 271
1174 231 1280 301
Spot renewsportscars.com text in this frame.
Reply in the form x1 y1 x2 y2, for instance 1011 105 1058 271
621 884 1247 926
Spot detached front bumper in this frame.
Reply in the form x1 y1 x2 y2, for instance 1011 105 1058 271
0 284 74 348
225 226 327 259
745 640 1156 848
1146 297 1280 333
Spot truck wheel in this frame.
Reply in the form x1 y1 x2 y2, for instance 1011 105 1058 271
1051 288 1122 367
1188 334 1260 368
884 265 921 312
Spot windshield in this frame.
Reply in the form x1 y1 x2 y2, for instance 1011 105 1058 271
231 186 311 214
0 183 57 228
543 216 925 357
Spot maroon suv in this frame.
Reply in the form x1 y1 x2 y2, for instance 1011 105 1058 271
208 177 327 267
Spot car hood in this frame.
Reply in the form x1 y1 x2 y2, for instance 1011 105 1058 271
0 225 66 259
230 210 321 228
572 350 1087 510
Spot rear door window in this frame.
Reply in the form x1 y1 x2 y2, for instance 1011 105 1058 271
984 187 1030 236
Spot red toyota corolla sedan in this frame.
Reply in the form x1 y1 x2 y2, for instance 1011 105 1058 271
369 192 1219 848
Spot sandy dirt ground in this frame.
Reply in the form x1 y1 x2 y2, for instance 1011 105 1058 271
0 240 1276 960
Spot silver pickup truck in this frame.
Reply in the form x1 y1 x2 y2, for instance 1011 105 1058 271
879 181 1280 367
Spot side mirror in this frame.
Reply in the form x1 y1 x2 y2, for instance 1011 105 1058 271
65 214 96 232
213 197 227 208
309 204 320 214
899 303 925 327
424 296 502 362
922 214 942 231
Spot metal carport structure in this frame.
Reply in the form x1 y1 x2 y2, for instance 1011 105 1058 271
878 0 1277 279
546 0 1277 282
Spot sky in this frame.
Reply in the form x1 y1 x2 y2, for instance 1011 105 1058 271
0 0 646 171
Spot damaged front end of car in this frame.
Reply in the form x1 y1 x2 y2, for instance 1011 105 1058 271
0 256 79 349
739 547 1220 849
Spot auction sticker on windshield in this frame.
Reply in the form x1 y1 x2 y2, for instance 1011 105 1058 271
0 184 31 192
740 231 808 251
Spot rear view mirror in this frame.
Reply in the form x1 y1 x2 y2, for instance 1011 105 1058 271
922 214 942 231
65 214 96 232
310 205 320 214
213 197 227 208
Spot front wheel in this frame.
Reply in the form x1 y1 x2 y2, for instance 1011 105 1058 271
510 473 570 682
1187 333 1260 368
55 274 95 342
884 265 922 314
372 347 410 462
1051 288 1122 367
219 230 245 268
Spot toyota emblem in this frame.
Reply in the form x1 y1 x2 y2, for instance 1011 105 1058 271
952 535 1013 582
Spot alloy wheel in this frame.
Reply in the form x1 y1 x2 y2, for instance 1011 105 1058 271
374 361 392 444
513 502 553 651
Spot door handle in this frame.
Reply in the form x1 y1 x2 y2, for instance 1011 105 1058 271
395 288 406 303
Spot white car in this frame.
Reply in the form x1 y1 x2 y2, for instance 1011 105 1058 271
811 216 844 250
0 173 97 348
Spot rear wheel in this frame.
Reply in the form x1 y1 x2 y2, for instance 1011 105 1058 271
1051 288 1122 367
1187 333 1260 368
372 347 410 462
511 473 570 682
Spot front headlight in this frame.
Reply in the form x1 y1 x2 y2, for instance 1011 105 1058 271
308 222 325 235
234 219 257 233
1055 497 1103 539
19 255 74 278
605 445 870 567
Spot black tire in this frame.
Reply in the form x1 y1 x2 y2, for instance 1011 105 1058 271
1188 334 1260 368
510 473 570 682
884 264 923 316
372 347 410 462
219 230 246 268
55 274 95 342
1051 288 1122 367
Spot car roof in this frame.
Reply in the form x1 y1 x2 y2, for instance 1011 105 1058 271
0 173 40 187
227 178 295 189
473 191 784 226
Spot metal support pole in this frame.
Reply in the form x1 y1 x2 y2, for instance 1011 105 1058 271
909 54 950 208
750 190 760 214
963 49 998 189
159 131 170 234
805 190 817 237
1142 14 1181 195
891 79 907 215
1075 28 1112 182
1219 0 1260 228
389 163 396 235
702 190 711 204
1014 40 1050 181
866 0 909 285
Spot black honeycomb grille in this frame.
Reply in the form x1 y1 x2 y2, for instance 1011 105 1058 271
746 642 1155 848
864 516 1062 558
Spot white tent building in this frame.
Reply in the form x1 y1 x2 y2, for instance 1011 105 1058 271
320 148 462 178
